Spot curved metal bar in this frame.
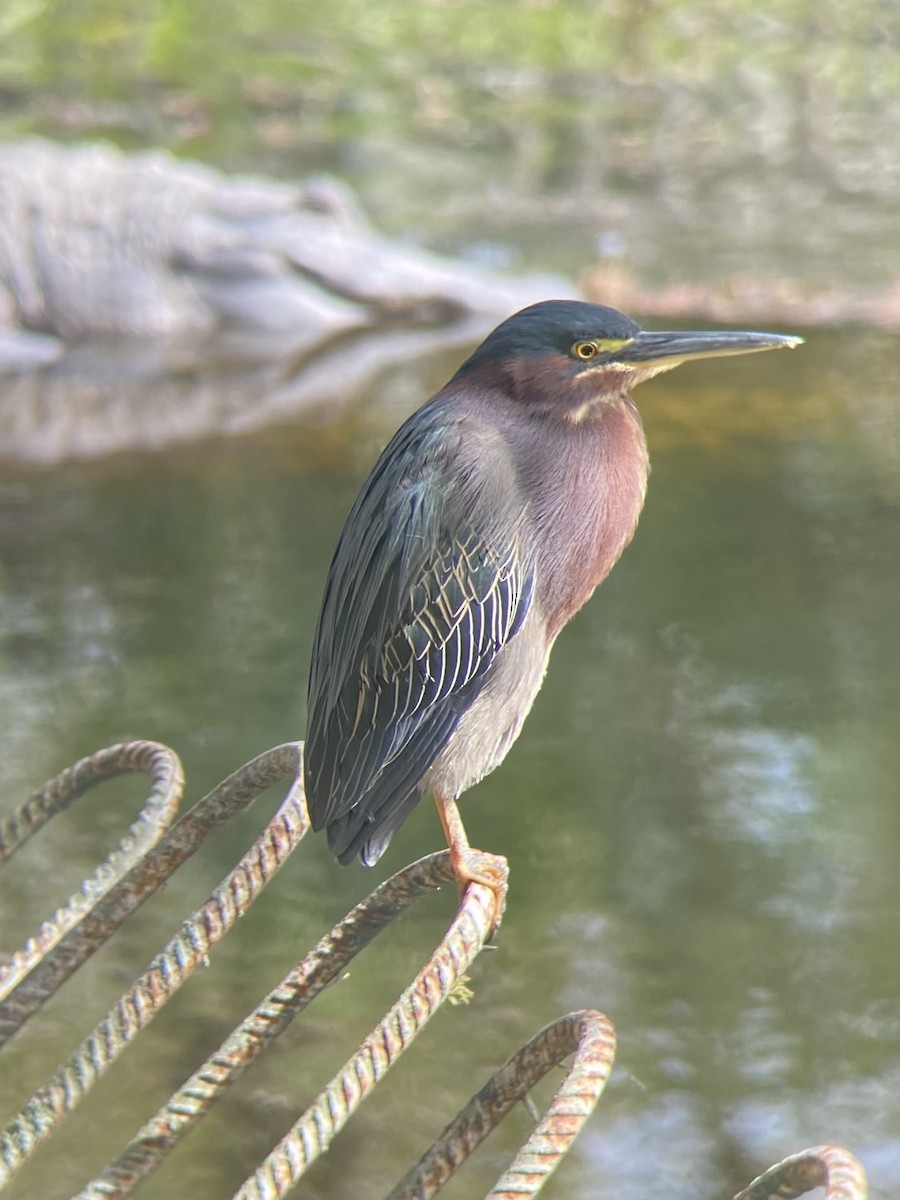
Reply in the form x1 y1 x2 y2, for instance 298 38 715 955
487 1009 614 1198
0 743 307 1187
733 1144 868 1200
0 742 302 1047
0 743 871 1200
233 874 505 1200
386 1009 616 1199
0 741 183 1002
73 852 458 1199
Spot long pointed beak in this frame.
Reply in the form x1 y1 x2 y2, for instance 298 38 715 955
619 328 803 370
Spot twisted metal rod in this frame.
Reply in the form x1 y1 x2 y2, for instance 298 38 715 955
232 870 504 1200
0 743 871 1200
386 1009 616 1200
0 741 183 1002
0 742 302 1047
0 742 307 1187
73 852 459 1199
733 1144 868 1200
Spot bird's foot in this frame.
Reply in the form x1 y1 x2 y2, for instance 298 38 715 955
450 846 509 931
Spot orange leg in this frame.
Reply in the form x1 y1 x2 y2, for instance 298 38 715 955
434 793 508 925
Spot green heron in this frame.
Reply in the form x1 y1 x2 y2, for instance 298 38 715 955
305 299 801 902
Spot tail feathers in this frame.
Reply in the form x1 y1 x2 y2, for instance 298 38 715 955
326 790 423 866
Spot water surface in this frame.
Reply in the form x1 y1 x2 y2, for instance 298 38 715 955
0 324 896 1198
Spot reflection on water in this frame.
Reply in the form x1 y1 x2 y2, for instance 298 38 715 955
0 327 896 1198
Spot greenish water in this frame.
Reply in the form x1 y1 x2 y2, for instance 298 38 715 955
0 326 897 1197
0 2 898 1192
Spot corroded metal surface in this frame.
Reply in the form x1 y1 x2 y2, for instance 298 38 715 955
73 852 457 1199
233 871 504 1200
387 1009 616 1199
0 741 183 1003
0 743 307 1187
488 1009 616 1198
733 1144 868 1200
0 742 302 1047
0 743 871 1200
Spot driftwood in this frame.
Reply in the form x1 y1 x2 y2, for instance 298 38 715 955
583 263 899 333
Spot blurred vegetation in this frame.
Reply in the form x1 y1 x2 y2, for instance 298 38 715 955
1 0 895 152
1 0 895 102
0 0 897 288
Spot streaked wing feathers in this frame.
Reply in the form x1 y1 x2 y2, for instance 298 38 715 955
305 420 533 834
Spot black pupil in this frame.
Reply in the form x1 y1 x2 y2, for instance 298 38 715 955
580 344 594 356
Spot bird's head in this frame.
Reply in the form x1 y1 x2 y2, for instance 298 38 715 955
453 299 802 422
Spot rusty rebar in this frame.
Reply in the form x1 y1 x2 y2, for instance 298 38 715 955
386 1009 616 1199
233 873 505 1200
0 743 872 1200
73 852 458 1199
0 741 183 1002
733 1144 868 1200
0 742 307 1187
0 742 302 1047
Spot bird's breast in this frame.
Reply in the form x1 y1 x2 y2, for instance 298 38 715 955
524 399 649 640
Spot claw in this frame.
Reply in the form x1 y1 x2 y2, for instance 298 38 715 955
435 794 508 931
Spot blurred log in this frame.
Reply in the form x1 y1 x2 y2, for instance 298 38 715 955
583 263 898 331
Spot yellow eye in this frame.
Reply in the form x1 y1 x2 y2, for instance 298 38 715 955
572 336 634 361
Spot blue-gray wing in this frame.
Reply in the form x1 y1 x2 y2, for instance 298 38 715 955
305 413 534 863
